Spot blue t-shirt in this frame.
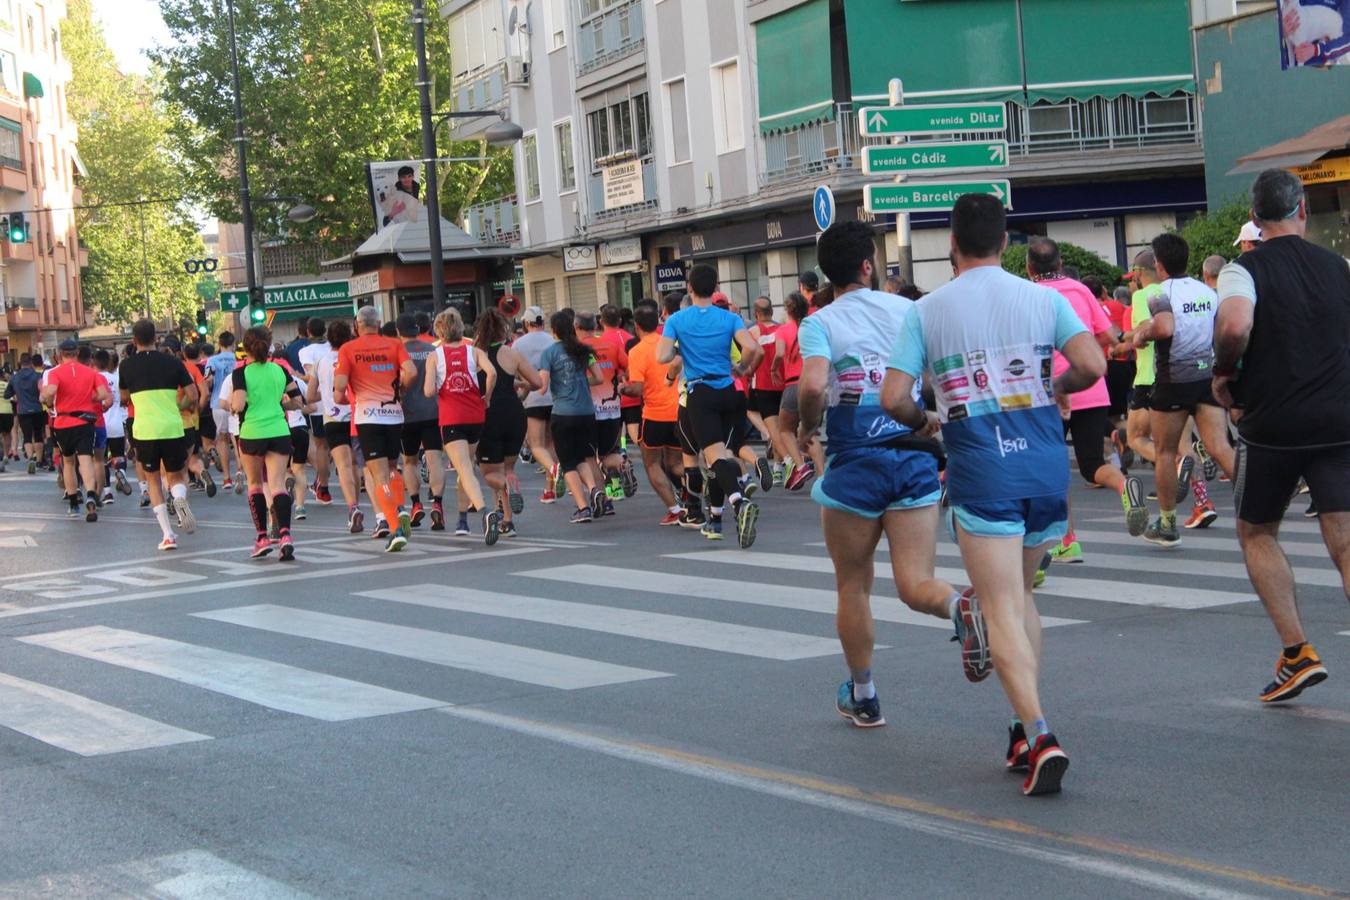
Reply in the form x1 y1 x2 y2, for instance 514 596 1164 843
888 266 1086 505
798 288 923 454
661 305 743 390
205 351 237 396
539 342 595 416
7 367 43 414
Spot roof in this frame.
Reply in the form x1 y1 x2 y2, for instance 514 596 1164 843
1228 114 1350 175
321 216 526 268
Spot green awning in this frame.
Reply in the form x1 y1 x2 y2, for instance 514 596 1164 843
1021 0 1195 103
22 72 42 100
845 0 1023 106
757 0 834 133
0 118 20 134
268 303 353 324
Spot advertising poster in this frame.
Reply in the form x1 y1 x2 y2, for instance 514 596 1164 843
1279 0 1350 68
366 160 428 231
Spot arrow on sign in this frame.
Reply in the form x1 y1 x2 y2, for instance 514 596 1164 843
868 111 887 131
991 184 1006 201
990 144 1006 164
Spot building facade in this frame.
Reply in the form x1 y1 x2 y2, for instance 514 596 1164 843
0 0 84 365
444 0 1210 314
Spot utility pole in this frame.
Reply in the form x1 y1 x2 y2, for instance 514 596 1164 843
412 0 446 309
889 78 913 286
225 0 261 314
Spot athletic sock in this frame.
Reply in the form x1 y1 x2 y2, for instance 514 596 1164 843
272 492 292 533
1160 509 1177 529
852 673 876 701
1030 718 1050 741
248 490 268 537
1192 476 1210 506
1061 532 1076 547
170 481 188 502
153 503 173 537
669 505 683 515
389 477 406 510
375 483 399 526
1283 642 1307 660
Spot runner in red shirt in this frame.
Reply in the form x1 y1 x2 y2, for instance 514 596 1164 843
747 296 788 486
776 291 823 491
40 340 111 521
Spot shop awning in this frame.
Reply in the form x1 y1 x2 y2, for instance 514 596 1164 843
756 0 835 133
22 72 42 100
0 118 21 134
1227 114 1350 175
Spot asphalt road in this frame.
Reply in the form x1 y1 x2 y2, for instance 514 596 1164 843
0 458 1346 898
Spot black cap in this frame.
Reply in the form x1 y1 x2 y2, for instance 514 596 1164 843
799 271 820 290
161 335 182 352
59 338 79 352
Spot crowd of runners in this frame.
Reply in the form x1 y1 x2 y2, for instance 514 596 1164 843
4 167 1346 798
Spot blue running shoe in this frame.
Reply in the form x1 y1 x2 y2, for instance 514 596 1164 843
836 680 885 728
701 517 723 541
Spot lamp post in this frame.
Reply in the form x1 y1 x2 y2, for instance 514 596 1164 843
224 0 259 314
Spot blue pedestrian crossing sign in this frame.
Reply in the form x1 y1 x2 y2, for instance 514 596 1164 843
812 185 835 231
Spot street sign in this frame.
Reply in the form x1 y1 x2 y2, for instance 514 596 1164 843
812 185 835 231
863 181 1012 214
862 141 1008 175
220 290 247 313
858 104 1006 137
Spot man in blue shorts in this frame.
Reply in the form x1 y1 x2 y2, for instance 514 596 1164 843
798 221 992 732
883 193 1106 796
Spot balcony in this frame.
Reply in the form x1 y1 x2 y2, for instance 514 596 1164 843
0 164 25 192
577 0 644 76
260 241 359 280
584 159 658 226
759 92 1201 187
462 194 521 245
1 239 33 262
6 296 39 331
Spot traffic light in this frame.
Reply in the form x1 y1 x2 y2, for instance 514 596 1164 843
195 309 208 336
249 305 266 324
7 212 27 243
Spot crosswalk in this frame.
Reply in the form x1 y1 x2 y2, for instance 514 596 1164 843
1 522 1343 760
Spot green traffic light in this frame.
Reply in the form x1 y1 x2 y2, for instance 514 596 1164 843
250 307 266 323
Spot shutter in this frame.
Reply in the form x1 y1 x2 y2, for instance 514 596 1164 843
566 274 598 309
529 278 557 314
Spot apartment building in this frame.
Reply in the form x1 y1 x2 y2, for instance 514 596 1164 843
445 0 1209 314
0 0 83 364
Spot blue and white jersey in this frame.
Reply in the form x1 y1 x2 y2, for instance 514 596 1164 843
798 287 922 454
888 266 1086 505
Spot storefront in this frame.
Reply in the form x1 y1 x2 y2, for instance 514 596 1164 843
220 279 356 344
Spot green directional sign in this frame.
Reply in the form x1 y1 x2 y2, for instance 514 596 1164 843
220 279 352 313
863 181 1012 214
858 104 1006 137
862 141 1008 175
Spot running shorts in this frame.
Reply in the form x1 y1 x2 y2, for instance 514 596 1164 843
685 383 744 451
812 445 941 519
401 419 444 456
524 405 552 422
240 435 294 458
0 413 12 434
639 418 680 451
107 437 127 459
356 423 403 461
550 414 597 473
183 427 201 455
198 410 217 441
324 421 352 448
1235 440 1350 524
18 412 45 443
53 423 95 458
779 382 800 416
594 417 623 458
1063 406 1109 484
441 422 484 445
620 405 643 426
750 389 784 420
1105 360 1135 418
212 407 234 436
1128 384 1152 412
136 436 188 473
478 406 526 465
1150 380 1218 414
289 426 310 466
307 414 325 435
948 495 1069 548
676 405 699 457
93 426 108 451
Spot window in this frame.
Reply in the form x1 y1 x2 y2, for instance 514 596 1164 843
0 51 16 96
522 133 541 201
663 79 689 163
633 93 651 159
449 2 505 78
0 123 20 169
611 100 633 154
711 60 744 154
544 0 566 50
579 0 625 18
588 109 611 161
586 93 653 169
555 120 575 192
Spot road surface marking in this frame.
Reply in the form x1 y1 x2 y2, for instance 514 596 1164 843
194 604 669 690
1054 529 1333 561
1083 513 1327 537
932 548 1343 588
0 672 209 756
18 626 444 721
1212 697 1350 726
358 584 842 660
0 850 315 899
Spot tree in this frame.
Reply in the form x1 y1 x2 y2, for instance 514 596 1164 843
1176 199 1251 278
1002 241 1123 287
63 0 207 325
152 0 514 246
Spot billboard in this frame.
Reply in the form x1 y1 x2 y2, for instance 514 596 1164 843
1279 0 1350 68
366 160 428 231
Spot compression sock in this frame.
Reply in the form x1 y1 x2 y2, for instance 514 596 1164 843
389 477 406 510
152 503 173 537
248 489 268 537
375 483 400 527
684 468 703 499
1030 719 1051 741
1160 509 1177 529
272 492 292 533
851 671 876 701
1192 476 1210 506
712 458 742 504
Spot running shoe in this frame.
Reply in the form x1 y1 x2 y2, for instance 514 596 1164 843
781 458 796 488
250 537 274 559
190 477 205 493
410 500 426 528
1032 552 1050 589
679 507 706 529
569 507 593 524
396 510 413 540
157 535 178 552
836 680 885 728
658 511 682 526
734 499 759 549
419 457 429 485
754 458 773 493
1049 541 1082 564
314 483 333 505
373 518 391 539
1022 733 1069 796
27 457 36 475
1006 721 1030 772
1298 480 1311 495
84 495 98 523
115 469 132 495
1259 644 1328 703
953 588 992 683
294 503 307 521
1175 455 1194 504
620 455 639 498
552 464 565 496
206 447 220 469
233 477 245 495
1111 428 1134 473
701 517 723 540
139 494 151 509
1194 439 1217 482
1304 500 1319 519
1146 488 1158 501
66 495 79 518
101 488 115 506
589 486 606 519
519 445 533 464
221 479 234 493
278 535 295 562
540 488 558 505
430 501 445 531
1123 475 1148 537
784 459 815 492
483 508 502 546
1143 516 1181 548
740 475 758 501
285 474 296 499
1183 502 1217 529
384 532 408 553
497 521 518 539
605 481 622 501
772 464 784 487
203 470 217 498
454 516 470 536
348 508 365 534
174 496 197 534
507 475 524 514
602 497 615 517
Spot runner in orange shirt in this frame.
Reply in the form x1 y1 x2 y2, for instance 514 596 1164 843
622 300 685 525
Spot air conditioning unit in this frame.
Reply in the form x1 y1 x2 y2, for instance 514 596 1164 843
506 56 530 85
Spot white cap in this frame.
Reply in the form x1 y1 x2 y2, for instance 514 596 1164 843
523 305 545 324
1233 221 1262 246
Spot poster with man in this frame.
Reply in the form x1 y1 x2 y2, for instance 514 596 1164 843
366 160 427 231
1279 0 1350 67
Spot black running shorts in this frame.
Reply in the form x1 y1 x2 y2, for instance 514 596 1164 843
240 435 293 458
594 417 623 458
324 421 353 448
401 419 444 456
356 423 402 461
54 424 95 458
1150 380 1218 414
550 414 597 473
1235 440 1350 524
137 436 188 473
478 406 526 465
639 418 680 451
750 389 784 420
685 383 744 451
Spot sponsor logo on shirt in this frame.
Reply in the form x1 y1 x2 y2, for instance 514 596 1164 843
939 374 969 391
934 353 965 375
865 416 902 439
966 350 987 366
995 424 1029 457
1005 358 1028 377
947 404 968 421
999 394 1033 411
973 369 989 390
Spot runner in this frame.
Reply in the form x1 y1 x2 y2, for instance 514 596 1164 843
177 340 215 498
77 345 110 502
1117 252 1162 476
657 264 763 548
0 366 11 471
396 313 446 531
41 339 111 521
883 193 1106 795
273 355 312 524
513 306 560 504
96 349 131 501
538 311 607 523
118 319 197 550
776 292 820 491
205 333 240 492
296 317 334 506
578 310 628 506
232 326 303 561
623 300 685 525
747 296 788 487
333 305 418 552
475 308 542 538
600 304 642 454
424 306 500 544
1212 168 1350 703
307 320 365 533
798 221 986 731
7 353 46 474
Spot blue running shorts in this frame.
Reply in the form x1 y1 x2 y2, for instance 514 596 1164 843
948 495 1069 547
811 445 941 519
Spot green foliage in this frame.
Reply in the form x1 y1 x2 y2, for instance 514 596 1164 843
1176 199 1251 278
64 0 207 326
1001 241 1123 286
152 0 515 245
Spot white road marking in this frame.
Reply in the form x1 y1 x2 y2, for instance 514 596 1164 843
1211 698 1350 726
358 584 843 660
0 535 38 548
194 604 669 689
932 548 1343 588
18 626 444 720
1083 513 1325 536
0 850 316 899
1052 529 1335 561
0 672 210 756
523 564 1085 626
